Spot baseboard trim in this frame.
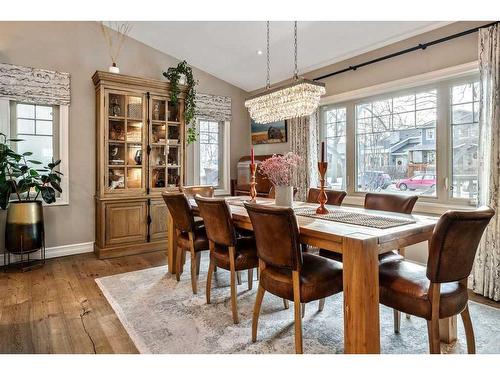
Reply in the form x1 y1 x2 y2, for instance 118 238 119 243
0 241 94 266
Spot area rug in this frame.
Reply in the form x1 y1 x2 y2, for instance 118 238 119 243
95 253 500 354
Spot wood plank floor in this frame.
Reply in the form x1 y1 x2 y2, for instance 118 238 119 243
0 251 498 353
0 251 166 354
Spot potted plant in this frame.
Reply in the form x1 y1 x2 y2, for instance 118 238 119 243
1 133 63 268
163 60 198 144
259 152 302 207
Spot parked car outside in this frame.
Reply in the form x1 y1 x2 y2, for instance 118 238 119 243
358 171 392 191
396 174 436 191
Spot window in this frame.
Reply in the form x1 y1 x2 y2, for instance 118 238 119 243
199 120 222 186
322 106 346 190
0 99 69 205
319 66 479 209
355 89 437 197
450 81 479 200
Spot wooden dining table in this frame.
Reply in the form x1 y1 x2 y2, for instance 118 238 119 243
166 196 457 354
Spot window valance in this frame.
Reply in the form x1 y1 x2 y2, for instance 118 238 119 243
195 93 231 122
0 63 70 106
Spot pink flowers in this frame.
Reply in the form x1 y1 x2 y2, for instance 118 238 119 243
259 152 302 187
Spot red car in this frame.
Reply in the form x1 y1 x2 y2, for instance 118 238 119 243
396 174 436 191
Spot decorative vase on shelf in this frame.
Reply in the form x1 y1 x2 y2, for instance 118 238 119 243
274 185 294 207
109 62 120 74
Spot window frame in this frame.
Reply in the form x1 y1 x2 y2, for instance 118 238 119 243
0 98 69 206
192 118 230 195
319 62 479 214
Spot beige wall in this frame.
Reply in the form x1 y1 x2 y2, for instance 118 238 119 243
0 21 250 250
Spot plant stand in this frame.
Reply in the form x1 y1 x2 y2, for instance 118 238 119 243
3 240 46 273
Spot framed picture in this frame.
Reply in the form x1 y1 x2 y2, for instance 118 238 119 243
251 119 288 145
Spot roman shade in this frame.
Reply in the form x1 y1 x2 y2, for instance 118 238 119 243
0 63 70 106
195 93 231 122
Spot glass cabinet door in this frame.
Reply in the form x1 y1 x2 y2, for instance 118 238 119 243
106 91 146 193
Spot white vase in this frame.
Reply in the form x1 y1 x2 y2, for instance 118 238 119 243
274 186 294 207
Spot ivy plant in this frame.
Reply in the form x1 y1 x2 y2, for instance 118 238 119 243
163 60 198 144
0 132 63 209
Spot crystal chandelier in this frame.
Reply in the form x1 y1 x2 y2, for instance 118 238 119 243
245 21 325 124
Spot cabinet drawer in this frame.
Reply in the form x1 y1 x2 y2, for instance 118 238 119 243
105 201 148 246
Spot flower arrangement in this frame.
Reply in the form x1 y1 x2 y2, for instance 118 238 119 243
259 152 302 187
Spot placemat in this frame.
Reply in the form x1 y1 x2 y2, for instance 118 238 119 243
294 207 415 229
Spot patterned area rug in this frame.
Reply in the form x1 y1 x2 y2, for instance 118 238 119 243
96 253 500 354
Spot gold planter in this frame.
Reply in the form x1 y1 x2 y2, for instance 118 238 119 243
5 201 45 254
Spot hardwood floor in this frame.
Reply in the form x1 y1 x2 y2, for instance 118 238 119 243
0 251 498 354
0 251 166 354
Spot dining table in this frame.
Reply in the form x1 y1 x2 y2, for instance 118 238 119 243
165 196 457 354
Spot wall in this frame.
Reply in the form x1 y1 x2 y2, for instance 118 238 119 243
0 21 250 251
248 21 486 264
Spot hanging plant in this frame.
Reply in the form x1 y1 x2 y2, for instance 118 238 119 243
163 60 198 144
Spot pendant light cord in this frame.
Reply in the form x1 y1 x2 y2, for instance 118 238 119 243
266 21 271 89
294 21 298 80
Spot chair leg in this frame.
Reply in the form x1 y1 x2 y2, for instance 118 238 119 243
252 284 266 342
206 257 215 304
256 267 259 280
237 271 242 285
190 249 198 294
393 309 401 333
427 318 441 354
248 268 253 290
229 246 239 324
318 298 325 312
283 299 289 309
460 305 476 354
196 252 201 275
214 266 217 273
175 246 183 281
292 271 303 354
301 303 306 318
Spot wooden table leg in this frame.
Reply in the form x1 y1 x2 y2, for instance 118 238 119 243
167 210 177 274
439 316 458 344
342 236 380 354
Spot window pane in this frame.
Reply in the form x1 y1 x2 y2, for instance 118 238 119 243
452 103 473 124
36 105 53 120
36 120 53 135
199 121 209 132
323 107 347 190
356 103 372 119
17 104 35 118
16 135 53 166
452 83 474 104
355 90 437 197
199 120 222 188
17 119 35 134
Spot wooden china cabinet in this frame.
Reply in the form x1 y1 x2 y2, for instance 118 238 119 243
92 71 187 258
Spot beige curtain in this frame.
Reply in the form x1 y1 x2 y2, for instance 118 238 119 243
288 111 320 201
472 24 500 301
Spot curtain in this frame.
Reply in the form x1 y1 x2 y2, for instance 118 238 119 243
0 63 70 106
472 24 500 301
289 110 320 202
194 93 231 122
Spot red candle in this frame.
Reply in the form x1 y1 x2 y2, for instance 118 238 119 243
251 147 255 165
321 141 325 163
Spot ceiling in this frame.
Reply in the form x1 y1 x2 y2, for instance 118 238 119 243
121 21 449 92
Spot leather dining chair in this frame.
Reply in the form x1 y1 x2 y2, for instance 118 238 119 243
162 192 210 295
378 207 494 354
180 185 215 198
244 203 343 354
318 192 418 328
195 196 259 324
307 187 347 206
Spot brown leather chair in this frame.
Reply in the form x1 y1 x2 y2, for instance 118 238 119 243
379 207 494 354
244 203 343 354
307 187 347 206
162 192 209 294
195 196 259 324
181 185 215 198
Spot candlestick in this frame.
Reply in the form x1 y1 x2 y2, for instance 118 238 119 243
316 161 329 214
249 162 257 203
251 147 255 165
320 141 325 163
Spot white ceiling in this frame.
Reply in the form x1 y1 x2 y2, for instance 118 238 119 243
121 21 449 92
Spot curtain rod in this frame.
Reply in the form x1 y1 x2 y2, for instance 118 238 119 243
313 21 499 81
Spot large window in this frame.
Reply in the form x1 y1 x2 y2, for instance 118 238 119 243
319 70 480 208
356 89 437 197
198 119 223 187
322 106 346 190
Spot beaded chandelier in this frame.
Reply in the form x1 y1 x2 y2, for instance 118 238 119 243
245 22 325 124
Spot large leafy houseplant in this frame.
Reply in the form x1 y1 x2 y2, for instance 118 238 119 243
0 132 63 209
163 60 198 144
